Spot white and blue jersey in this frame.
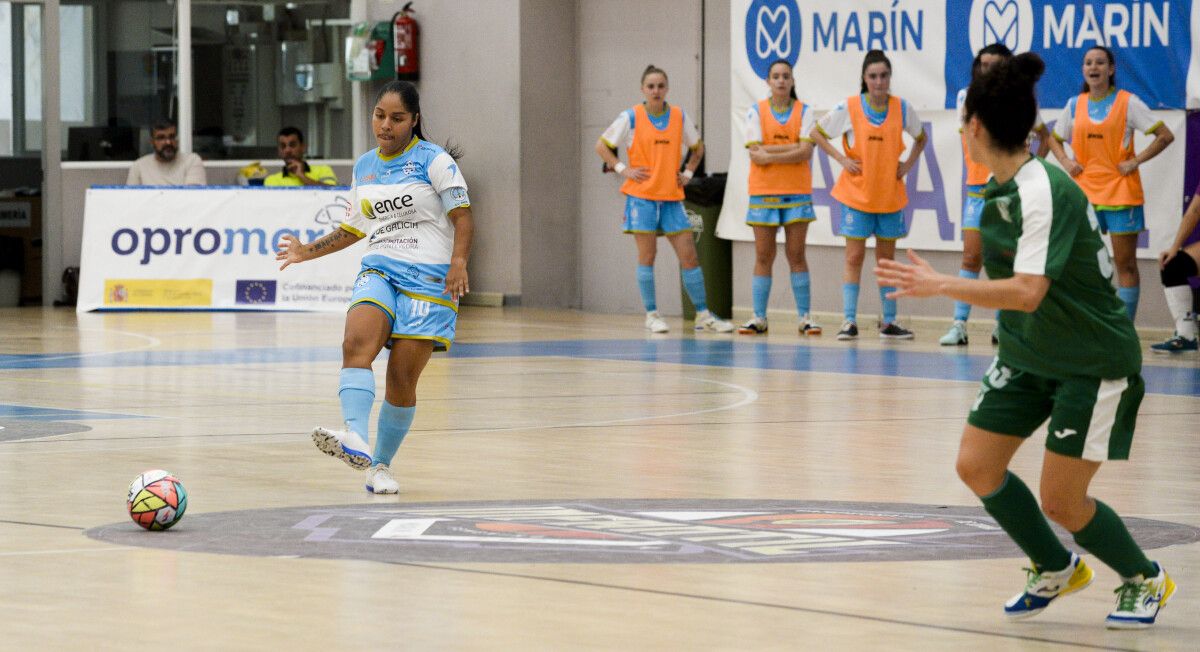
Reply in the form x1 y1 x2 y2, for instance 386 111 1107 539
339 137 471 350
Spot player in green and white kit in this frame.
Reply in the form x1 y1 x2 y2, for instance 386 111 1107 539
876 53 1175 630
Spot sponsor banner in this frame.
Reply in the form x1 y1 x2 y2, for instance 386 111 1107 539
724 1 1188 258
736 0 948 111
945 1 1195 110
78 187 361 312
103 279 213 307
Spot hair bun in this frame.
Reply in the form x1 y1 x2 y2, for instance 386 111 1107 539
1010 52 1045 84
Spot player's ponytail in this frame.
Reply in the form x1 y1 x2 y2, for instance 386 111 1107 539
963 52 1045 153
376 80 463 160
641 64 668 85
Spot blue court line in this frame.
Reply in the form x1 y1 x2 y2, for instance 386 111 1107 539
1 340 1196 397
0 404 141 422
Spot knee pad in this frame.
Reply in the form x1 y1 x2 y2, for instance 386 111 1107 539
1161 252 1199 287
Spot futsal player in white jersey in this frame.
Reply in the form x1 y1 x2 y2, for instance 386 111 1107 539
941 43 1051 347
595 64 734 334
276 81 473 494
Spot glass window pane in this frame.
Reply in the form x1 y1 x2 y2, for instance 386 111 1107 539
23 4 39 122
192 1 353 161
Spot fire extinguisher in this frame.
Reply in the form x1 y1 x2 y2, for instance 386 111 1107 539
393 2 419 81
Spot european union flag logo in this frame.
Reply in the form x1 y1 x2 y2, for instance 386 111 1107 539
235 280 277 305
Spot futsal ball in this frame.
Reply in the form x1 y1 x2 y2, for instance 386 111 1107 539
126 469 188 531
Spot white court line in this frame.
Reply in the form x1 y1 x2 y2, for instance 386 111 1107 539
0 370 760 454
0 546 134 557
2 328 162 364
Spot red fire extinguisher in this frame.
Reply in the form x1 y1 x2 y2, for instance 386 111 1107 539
393 2 419 81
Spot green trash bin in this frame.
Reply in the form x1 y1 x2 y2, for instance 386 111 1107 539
680 173 731 321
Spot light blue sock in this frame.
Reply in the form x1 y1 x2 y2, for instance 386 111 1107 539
682 266 708 313
373 401 416 467
790 271 811 316
637 265 657 312
1117 286 1140 321
879 286 898 324
842 283 860 321
954 269 980 321
751 275 771 318
338 367 375 444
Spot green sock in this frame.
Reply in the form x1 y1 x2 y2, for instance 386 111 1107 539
1071 500 1157 579
980 472 1072 572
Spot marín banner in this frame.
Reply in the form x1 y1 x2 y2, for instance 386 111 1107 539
78 187 362 312
721 0 1191 257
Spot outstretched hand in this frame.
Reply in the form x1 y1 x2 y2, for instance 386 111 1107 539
275 234 306 270
873 250 945 299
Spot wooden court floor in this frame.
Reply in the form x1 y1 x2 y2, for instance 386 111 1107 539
1 306 1198 650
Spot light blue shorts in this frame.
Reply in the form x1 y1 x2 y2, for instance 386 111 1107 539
623 196 691 235
746 194 816 226
349 268 458 352
838 204 907 240
1094 205 1145 236
963 185 986 231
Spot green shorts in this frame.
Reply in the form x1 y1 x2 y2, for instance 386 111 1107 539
967 358 1144 461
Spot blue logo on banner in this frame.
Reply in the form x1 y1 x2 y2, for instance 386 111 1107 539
745 0 801 79
945 0 1193 109
236 280 277 305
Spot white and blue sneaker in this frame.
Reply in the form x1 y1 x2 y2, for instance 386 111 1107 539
365 464 400 494
1004 552 1094 620
694 310 734 333
1105 562 1176 629
939 320 968 346
311 425 372 471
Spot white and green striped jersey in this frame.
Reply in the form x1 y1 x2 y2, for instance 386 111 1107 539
981 157 1140 380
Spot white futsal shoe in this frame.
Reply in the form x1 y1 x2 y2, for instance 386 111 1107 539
694 310 734 333
365 464 400 494
645 311 669 333
311 425 372 470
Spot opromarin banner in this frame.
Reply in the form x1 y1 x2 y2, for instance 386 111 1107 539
78 187 361 312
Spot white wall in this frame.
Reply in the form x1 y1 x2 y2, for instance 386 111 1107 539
364 0 522 298
520 0 579 308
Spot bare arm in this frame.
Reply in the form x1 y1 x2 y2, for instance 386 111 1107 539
1046 135 1081 176
1119 124 1174 175
875 250 1051 312
595 139 649 182
275 226 361 270
750 141 814 164
1032 124 1051 158
810 129 861 175
444 207 473 301
896 135 927 179
1161 192 1200 267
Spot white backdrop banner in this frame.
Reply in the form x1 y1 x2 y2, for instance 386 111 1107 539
78 187 362 312
722 0 1189 259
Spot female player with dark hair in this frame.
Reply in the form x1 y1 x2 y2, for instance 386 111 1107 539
941 42 1052 346
596 65 733 334
877 53 1175 629
737 59 820 336
1047 45 1175 321
1150 182 1200 353
812 49 926 340
276 80 473 494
